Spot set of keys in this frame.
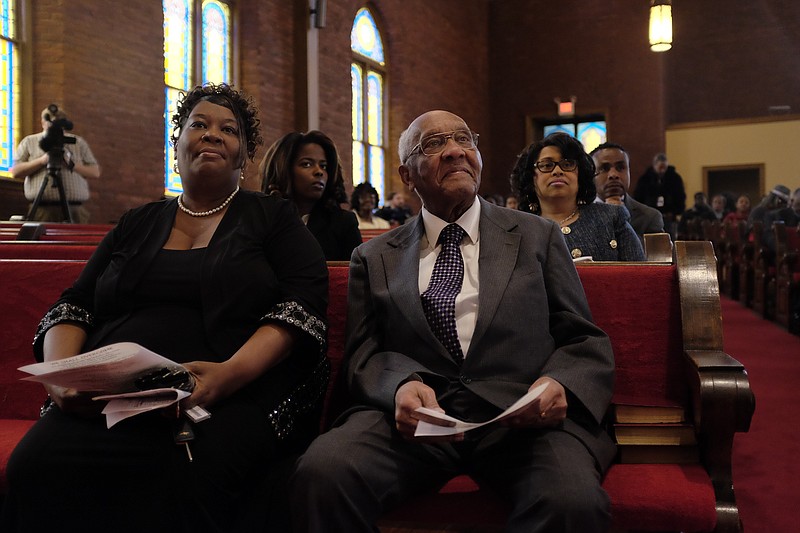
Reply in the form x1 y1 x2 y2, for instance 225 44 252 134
173 405 211 462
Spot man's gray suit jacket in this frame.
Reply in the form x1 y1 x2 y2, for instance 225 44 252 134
343 198 616 469
624 195 665 239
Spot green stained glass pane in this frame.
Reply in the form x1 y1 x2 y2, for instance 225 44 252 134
369 146 384 202
351 8 384 65
577 121 607 153
351 63 363 141
164 87 183 195
163 0 192 89
367 71 383 145
202 0 230 84
544 124 575 137
352 141 365 185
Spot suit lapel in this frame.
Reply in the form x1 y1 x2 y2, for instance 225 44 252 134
382 217 447 354
468 200 521 358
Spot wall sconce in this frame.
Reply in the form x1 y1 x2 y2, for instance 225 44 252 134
649 0 672 52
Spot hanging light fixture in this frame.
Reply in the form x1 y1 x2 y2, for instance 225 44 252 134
649 0 673 52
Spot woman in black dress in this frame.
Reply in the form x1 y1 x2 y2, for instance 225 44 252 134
260 130 362 261
2 84 329 532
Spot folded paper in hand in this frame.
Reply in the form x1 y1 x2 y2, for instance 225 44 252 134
414 382 549 437
18 342 200 428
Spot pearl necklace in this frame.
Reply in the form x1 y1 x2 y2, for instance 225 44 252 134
558 207 579 226
178 186 239 217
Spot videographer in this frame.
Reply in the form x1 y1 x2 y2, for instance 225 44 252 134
10 104 101 223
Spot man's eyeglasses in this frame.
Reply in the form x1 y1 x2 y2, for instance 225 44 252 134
533 159 578 173
408 130 479 159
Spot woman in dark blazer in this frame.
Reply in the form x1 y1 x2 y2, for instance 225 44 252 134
260 131 362 261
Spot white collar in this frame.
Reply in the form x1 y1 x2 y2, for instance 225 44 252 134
420 197 481 249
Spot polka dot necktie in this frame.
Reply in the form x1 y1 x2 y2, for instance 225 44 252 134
421 223 466 365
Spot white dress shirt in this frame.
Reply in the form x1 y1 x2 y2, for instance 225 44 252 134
419 198 481 359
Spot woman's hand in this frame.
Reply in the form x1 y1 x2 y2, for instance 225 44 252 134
44 384 104 418
180 360 237 410
499 376 568 428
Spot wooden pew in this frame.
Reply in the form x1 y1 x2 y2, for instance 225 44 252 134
772 222 800 333
1 246 755 532
0 242 98 260
327 242 754 532
720 221 746 300
751 220 776 319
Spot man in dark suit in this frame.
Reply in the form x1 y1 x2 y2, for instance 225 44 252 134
591 142 665 242
290 110 616 532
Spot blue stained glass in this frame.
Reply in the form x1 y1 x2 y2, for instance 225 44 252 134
1 0 11 38
544 124 575 137
366 71 383 145
164 87 182 195
351 8 384 65
577 121 607 153
352 141 365 185
351 64 363 141
202 0 230 84
369 146 384 202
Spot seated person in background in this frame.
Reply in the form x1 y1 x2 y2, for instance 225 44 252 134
1 84 329 533
590 142 664 242
260 130 362 261
763 187 800 251
290 109 615 533
375 190 412 227
711 194 729 220
677 192 717 238
351 182 391 230
723 195 751 225
511 132 644 261
748 185 789 231
10 104 101 223
505 194 520 210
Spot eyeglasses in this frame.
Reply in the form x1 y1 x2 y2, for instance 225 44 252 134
533 159 578 173
408 130 479 159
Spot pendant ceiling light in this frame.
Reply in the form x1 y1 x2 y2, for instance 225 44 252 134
649 0 673 52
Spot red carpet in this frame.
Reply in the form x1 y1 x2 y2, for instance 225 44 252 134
721 297 800 533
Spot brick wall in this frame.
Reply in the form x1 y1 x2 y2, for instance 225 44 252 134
6 0 799 223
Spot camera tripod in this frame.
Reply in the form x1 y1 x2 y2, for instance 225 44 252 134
26 147 73 223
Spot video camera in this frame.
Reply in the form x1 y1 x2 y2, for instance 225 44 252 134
39 104 76 157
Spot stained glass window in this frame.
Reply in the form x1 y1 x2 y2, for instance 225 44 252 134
351 7 386 204
542 119 607 154
163 0 232 196
202 0 230 85
0 0 19 176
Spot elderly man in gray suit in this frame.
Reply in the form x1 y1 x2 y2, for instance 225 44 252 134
290 110 616 532
591 142 665 241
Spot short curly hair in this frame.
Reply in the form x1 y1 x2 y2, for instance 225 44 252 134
350 182 380 213
509 132 596 214
170 83 263 169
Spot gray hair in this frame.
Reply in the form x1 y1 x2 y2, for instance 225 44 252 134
398 126 418 164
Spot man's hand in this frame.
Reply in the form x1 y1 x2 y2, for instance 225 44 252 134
499 376 567 428
394 381 464 442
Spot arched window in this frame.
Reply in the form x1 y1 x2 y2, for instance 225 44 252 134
0 0 21 176
351 7 386 203
163 0 233 196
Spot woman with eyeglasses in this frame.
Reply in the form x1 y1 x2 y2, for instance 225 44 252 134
510 132 644 261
